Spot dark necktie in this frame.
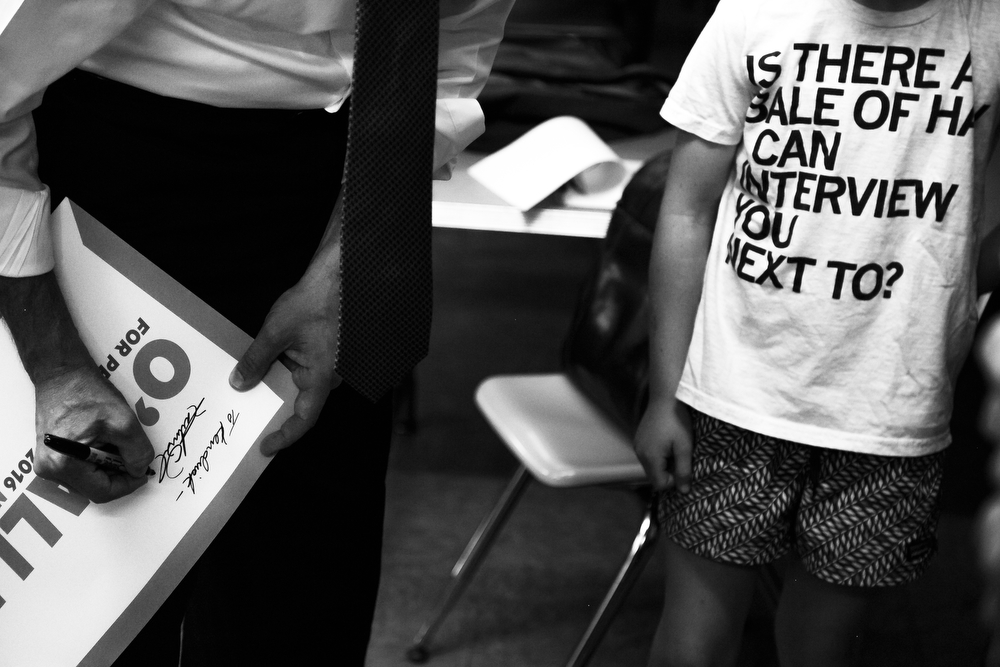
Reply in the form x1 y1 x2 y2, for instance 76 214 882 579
335 0 439 402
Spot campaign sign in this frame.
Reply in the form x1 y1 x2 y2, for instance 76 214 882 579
0 201 294 666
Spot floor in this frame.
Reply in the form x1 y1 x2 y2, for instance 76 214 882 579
369 475 988 667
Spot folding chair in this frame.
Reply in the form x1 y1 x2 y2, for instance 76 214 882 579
406 373 659 667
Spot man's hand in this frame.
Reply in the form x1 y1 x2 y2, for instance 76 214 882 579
633 398 693 493
229 195 347 456
35 366 154 503
0 272 153 503
229 277 342 456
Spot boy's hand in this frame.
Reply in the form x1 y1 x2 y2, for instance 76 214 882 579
634 399 693 493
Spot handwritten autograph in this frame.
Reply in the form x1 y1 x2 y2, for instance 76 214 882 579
152 398 206 483
175 409 240 500
179 423 228 498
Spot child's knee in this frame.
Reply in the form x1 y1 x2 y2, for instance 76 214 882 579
648 625 742 667
648 541 758 667
773 562 879 667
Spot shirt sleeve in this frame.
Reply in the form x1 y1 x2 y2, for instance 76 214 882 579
433 0 515 179
0 0 154 277
659 0 758 146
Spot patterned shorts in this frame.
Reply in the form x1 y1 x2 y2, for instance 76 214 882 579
658 408 946 588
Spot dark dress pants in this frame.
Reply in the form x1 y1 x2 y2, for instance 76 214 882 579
33 70 391 666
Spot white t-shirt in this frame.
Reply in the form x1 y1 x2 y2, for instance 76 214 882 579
662 0 1000 456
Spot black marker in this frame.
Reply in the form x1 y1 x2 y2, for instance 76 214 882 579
43 434 155 477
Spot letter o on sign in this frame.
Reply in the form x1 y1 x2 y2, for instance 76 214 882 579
133 339 191 400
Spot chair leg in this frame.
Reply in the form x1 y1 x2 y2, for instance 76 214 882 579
406 465 532 663
564 498 661 667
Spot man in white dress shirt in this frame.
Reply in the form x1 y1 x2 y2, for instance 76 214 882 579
0 1 514 663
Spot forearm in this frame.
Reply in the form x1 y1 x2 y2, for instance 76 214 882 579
636 175 718 494
303 191 343 293
646 208 714 406
646 131 735 406
0 273 93 384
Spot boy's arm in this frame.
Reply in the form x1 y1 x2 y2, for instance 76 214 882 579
634 131 738 492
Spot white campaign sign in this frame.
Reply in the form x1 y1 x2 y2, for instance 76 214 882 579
0 201 293 666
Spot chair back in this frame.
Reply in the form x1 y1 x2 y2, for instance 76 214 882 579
561 148 672 435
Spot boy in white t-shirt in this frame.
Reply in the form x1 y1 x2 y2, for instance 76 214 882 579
635 0 1000 664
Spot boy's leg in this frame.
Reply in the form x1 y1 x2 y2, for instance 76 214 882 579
648 539 758 667
778 446 946 667
774 558 879 667
648 409 811 667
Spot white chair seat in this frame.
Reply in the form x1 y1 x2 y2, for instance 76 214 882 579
475 373 646 488
408 373 655 667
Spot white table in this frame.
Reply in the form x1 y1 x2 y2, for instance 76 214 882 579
432 128 676 239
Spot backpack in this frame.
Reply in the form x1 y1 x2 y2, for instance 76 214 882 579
561 148 672 434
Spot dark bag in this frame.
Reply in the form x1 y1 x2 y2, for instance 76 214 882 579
561 148 673 435
469 25 673 152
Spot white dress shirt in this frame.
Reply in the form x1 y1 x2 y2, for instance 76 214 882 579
0 0 513 276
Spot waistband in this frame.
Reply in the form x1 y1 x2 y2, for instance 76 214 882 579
44 68 349 135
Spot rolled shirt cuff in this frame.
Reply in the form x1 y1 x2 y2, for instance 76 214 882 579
0 186 54 277
434 97 485 179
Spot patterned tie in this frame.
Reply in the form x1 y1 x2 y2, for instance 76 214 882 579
335 0 439 402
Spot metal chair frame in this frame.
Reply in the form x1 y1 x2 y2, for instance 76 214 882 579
406 374 780 667
407 465 659 666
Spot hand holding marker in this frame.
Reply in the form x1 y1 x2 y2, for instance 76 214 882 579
43 434 156 477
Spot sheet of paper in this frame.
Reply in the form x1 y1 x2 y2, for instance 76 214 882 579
560 157 645 212
0 201 294 666
0 0 24 36
468 116 627 211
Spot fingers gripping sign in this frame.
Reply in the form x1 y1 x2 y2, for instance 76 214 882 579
229 277 342 457
229 196 348 457
34 367 154 504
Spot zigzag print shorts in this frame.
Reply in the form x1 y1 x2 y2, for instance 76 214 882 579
658 408 946 588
